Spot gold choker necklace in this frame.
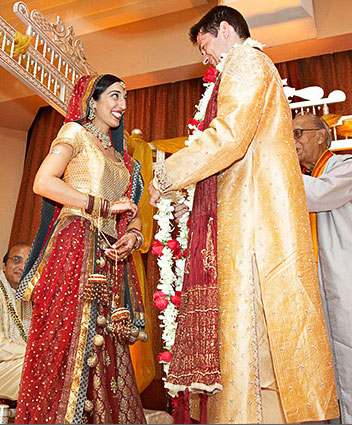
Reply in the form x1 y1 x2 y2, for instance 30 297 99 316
83 122 112 149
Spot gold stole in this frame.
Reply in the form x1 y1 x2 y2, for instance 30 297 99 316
309 149 333 262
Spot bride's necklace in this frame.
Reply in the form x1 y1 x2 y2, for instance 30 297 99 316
83 121 112 149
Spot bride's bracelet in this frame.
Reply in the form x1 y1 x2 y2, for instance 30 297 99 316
84 195 111 218
126 228 144 252
85 194 95 214
100 198 111 218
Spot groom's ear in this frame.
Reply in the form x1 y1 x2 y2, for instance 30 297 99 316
219 21 232 40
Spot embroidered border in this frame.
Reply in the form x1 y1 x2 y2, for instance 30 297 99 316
201 217 217 281
250 255 263 424
154 162 173 192
66 230 97 424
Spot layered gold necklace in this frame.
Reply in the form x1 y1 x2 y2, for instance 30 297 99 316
83 122 112 149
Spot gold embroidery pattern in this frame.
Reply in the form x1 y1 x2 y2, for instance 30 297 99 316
201 217 217 281
115 341 145 423
184 232 193 275
166 285 222 392
111 377 118 398
154 162 173 192
104 350 111 366
92 372 108 424
53 123 130 239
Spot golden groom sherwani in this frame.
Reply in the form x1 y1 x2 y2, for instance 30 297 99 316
156 43 339 423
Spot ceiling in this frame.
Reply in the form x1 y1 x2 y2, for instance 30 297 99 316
0 0 352 131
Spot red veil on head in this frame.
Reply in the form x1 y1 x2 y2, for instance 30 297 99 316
65 75 100 123
64 74 127 155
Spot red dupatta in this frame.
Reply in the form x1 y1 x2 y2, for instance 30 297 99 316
166 78 223 423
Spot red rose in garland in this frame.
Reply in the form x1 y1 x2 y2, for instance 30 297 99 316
154 296 169 310
198 121 204 131
167 239 180 251
153 290 167 300
173 249 183 261
203 66 219 83
157 350 172 363
188 117 200 128
188 117 204 133
151 239 165 256
171 291 181 308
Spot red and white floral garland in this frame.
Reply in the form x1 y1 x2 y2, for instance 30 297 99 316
152 188 194 375
152 37 263 379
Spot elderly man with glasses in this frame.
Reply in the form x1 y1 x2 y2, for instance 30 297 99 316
293 112 352 424
0 243 32 402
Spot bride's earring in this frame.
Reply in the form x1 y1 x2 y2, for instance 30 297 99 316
88 100 95 121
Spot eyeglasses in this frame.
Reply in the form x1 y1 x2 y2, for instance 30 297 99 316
293 128 320 139
7 256 25 265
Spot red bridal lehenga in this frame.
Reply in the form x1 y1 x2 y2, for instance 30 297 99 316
15 75 146 424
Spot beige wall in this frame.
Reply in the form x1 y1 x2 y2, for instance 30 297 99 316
0 127 27 259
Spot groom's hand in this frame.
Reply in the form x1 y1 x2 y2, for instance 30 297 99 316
174 203 189 224
149 180 161 207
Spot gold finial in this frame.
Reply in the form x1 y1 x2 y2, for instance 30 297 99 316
131 128 143 136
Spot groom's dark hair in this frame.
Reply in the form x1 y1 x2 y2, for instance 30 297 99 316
189 5 250 44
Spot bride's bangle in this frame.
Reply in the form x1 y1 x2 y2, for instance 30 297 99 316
100 198 111 218
85 194 95 214
84 195 111 218
126 228 144 252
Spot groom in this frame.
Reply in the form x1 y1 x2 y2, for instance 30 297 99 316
150 5 339 424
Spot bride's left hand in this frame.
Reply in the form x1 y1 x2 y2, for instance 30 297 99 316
104 232 137 261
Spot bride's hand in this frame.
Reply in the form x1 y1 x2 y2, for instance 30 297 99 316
110 197 137 219
104 233 136 261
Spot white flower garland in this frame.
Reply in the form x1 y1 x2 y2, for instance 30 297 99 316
153 186 195 376
154 37 263 377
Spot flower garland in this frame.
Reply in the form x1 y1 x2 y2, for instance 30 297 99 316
153 37 263 378
152 186 195 375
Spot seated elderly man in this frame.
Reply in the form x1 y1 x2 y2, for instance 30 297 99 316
293 112 352 424
0 243 32 401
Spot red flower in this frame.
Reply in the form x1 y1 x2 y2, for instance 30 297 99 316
198 121 204 131
183 248 188 258
167 239 180 251
157 350 172 363
186 217 191 228
203 66 219 83
171 291 181 308
173 248 183 261
188 118 200 128
154 297 169 310
151 239 164 256
153 290 167 300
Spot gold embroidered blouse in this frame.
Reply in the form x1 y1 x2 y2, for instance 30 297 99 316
51 122 130 239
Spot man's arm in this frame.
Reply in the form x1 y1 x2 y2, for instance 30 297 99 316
157 47 268 192
303 157 352 212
